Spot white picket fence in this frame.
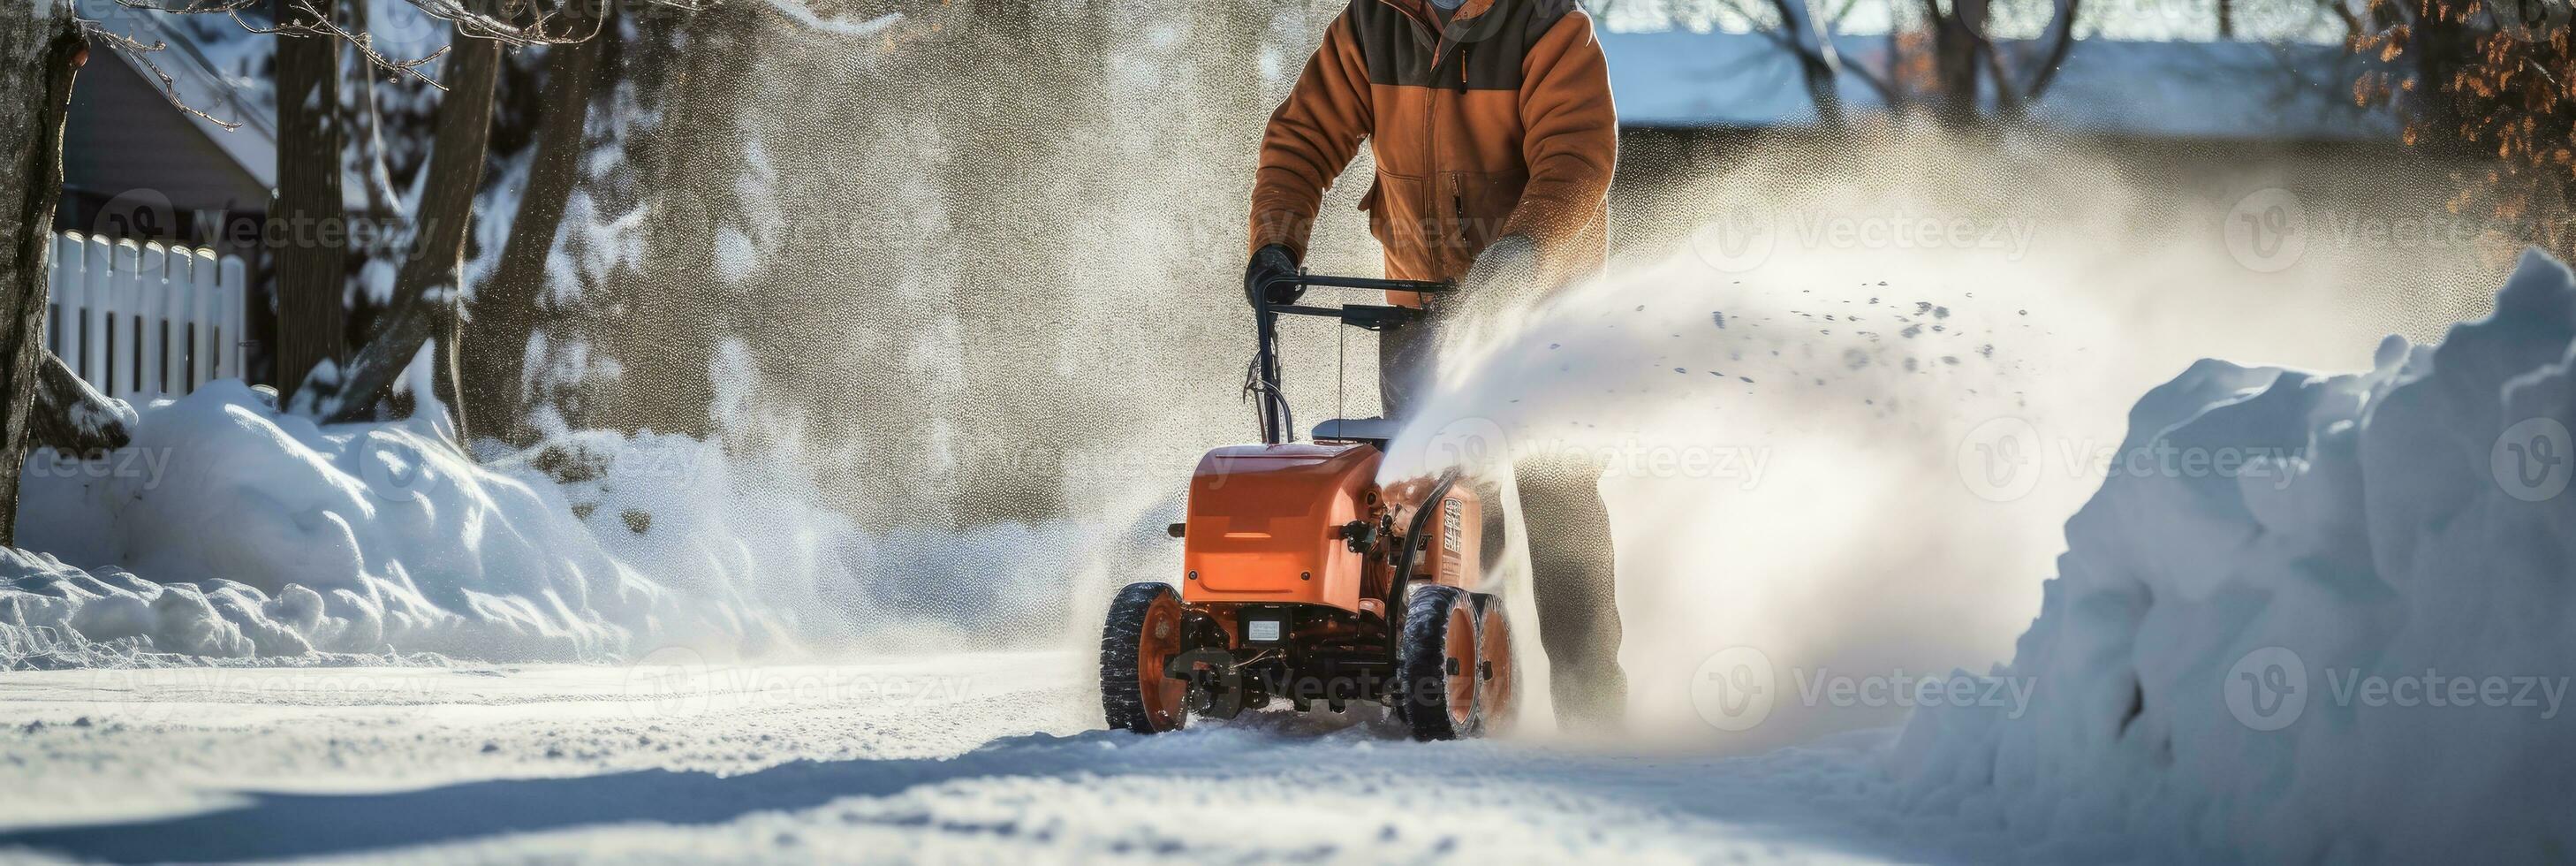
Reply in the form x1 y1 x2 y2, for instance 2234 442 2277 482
44 232 247 400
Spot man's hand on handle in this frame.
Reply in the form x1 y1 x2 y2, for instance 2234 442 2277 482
1245 244 1302 308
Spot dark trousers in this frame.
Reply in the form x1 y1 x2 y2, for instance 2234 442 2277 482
1381 319 1628 729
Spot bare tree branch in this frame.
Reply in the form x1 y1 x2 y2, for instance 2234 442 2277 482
72 19 243 129
231 0 451 89
352 41 403 217
109 0 699 90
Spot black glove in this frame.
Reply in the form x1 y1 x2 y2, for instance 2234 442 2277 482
1244 244 1301 308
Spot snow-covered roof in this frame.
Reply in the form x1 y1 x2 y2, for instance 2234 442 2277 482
1602 31 2399 141
78 0 279 191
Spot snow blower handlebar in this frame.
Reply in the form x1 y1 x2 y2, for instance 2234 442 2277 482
1255 273 1455 328
1247 273 1453 445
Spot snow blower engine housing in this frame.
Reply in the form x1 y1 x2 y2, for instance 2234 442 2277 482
1098 270 1518 741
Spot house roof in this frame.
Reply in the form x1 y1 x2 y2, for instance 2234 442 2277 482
80 0 280 190
1600 30 2400 141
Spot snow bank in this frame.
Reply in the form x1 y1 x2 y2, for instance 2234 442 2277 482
1895 250 2576 862
1 382 865 669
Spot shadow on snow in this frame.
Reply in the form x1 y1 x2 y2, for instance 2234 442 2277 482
0 719 1920 863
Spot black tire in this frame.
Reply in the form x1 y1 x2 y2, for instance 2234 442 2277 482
1101 581 1188 733
1396 582 1480 741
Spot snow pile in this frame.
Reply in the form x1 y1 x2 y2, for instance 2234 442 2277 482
0 381 868 669
1895 250 2576 862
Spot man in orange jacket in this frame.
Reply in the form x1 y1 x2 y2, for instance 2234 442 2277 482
1243 0 1625 728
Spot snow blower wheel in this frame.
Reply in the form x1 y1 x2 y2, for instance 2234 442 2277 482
1398 583 1481 741
1100 581 1190 733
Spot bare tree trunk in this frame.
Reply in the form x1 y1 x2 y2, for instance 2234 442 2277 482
1925 0 1988 127
2019 0 2079 103
1769 0 1845 127
463 10 606 446
0 6 83 546
273 0 347 402
319 35 502 429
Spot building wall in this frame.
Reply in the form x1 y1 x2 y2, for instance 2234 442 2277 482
60 49 269 254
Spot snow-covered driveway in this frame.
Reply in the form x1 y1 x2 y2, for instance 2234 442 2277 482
0 652 1989 863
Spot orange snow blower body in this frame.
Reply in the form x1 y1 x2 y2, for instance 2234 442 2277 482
1099 272 1517 741
1179 443 1481 611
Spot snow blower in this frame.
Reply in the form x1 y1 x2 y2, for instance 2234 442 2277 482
1099 270 1517 741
